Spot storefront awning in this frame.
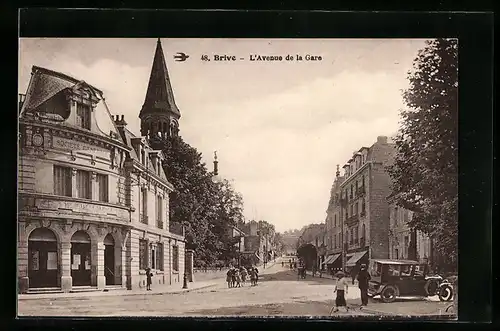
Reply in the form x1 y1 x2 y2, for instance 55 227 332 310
322 253 341 266
346 250 368 267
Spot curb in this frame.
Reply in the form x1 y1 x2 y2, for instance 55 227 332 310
355 307 456 318
18 283 218 301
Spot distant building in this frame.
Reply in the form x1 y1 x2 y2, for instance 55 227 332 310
241 220 276 265
323 136 396 274
323 165 345 271
297 224 325 270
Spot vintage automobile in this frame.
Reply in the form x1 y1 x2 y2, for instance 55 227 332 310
367 259 444 303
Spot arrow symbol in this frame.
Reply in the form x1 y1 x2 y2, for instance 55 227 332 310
174 52 189 62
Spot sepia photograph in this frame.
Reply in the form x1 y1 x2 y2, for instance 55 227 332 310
17 37 458 319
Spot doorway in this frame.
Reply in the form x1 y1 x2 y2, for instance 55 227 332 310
104 234 115 285
71 231 91 286
28 228 59 288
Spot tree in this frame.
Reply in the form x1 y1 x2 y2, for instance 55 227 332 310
161 136 219 266
161 136 247 267
213 179 245 263
388 38 458 271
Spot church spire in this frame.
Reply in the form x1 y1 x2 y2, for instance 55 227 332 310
140 38 181 139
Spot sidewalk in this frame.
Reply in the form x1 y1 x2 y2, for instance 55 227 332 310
18 280 218 301
304 270 359 286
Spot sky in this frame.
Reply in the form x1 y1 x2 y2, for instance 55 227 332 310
18 38 429 233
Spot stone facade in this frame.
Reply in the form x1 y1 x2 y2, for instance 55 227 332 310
388 202 432 264
323 136 395 272
17 64 186 293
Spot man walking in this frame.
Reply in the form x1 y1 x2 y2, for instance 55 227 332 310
357 264 371 307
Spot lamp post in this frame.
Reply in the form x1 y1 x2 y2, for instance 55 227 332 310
237 235 242 268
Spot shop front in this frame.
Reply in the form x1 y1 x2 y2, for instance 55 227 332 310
28 228 59 288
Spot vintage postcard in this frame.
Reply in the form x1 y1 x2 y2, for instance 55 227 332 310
17 38 458 319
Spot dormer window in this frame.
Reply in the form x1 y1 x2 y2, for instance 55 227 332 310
76 103 91 130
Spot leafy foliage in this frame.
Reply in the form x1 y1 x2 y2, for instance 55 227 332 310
161 136 246 267
387 39 458 271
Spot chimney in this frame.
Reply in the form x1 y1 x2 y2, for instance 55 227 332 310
114 114 128 127
213 151 219 176
336 164 340 178
377 136 388 144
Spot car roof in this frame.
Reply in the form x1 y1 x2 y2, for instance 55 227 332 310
372 259 421 265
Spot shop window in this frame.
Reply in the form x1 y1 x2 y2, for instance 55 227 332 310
139 239 148 270
172 245 179 272
156 243 164 271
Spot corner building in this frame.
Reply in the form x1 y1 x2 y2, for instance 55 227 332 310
17 39 186 294
323 136 395 274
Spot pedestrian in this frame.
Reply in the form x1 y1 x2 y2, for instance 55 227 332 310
282 261 284 268
357 264 371 307
249 268 256 286
254 267 259 285
332 271 349 313
240 267 248 286
145 267 153 291
351 268 356 285
235 269 242 288
226 268 233 288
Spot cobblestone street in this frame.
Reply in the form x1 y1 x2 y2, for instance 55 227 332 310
18 261 454 318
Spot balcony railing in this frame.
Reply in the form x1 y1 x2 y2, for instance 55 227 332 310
140 213 148 224
157 220 163 229
358 186 366 196
169 222 185 237
346 214 359 225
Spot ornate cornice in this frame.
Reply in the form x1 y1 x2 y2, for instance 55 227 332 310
19 118 130 152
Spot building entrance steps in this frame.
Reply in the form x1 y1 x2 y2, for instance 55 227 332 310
25 287 64 295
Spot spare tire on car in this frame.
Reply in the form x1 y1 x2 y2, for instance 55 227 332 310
425 278 440 296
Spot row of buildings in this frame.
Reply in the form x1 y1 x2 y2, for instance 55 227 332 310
298 136 434 276
17 39 191 293
226 220 278 267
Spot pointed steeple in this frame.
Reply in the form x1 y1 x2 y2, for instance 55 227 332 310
140 38 181 139
140 38 180 118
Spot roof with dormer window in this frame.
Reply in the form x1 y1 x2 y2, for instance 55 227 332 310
19 65 123 143
121 127 173 188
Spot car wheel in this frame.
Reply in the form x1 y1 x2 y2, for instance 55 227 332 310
425 279 440 296
438 285 453 302
381 285 397 303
